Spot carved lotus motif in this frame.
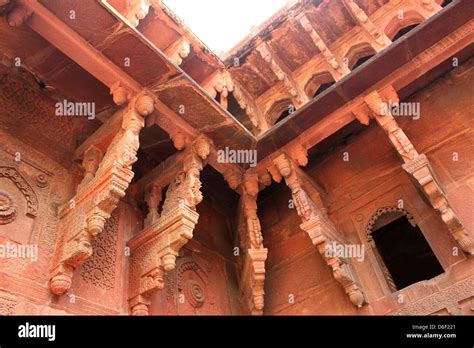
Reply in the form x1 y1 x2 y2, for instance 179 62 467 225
0 191 16 225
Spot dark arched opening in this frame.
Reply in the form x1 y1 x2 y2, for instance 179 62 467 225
371 214 443 290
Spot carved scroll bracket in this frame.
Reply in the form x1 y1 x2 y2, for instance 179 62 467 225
49 91 155 296
273 153 366 307
128 138 210 315
364 88 473 255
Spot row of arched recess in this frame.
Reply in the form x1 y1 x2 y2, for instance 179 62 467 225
266 2 452 127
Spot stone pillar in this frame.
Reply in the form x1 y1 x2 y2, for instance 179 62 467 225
127 139 210 315
49 91 155 295
364 87 474 255
273 154 365 307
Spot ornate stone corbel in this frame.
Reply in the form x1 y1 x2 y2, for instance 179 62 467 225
364 88 473 255
124 0 152 27
298 15 350 78
111 82 132 106
238 173 268 315
342 0 391 50
223 168 242 191
128 140 209 315
171 131 188 151
49 91 155 295
273 154 366 307
164 37 191 66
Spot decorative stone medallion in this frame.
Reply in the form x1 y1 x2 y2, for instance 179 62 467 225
0 191 16 225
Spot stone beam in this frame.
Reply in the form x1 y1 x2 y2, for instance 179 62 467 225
49 91 155 295
128 139 210 315
297 15 350 79
272 153 366 307
341 0 391 51
256 42 309 107
17 0 141 93
363 86 474 255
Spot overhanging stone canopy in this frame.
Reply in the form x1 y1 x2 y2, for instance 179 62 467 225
0 0 472 317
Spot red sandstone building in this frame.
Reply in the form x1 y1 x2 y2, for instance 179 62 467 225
0 0 472 316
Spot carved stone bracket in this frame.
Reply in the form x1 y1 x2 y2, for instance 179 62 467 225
364 88 473 255
240 248 268 315
164 37 191 66
128 201 200 315
236 173 268 315
128 143 208 315
403 155 474 254
49 91 155 295
273 153 366 307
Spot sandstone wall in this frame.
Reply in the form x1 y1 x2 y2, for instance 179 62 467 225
258 58 474 315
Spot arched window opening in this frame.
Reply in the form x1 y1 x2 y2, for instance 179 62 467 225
266 99 293 126
384 11 424 41
352 54 375 70
304 72 335 99
392 24 419 42
367 208 444 291
345 43 377 70
441 0 453 7
274 108 291 125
